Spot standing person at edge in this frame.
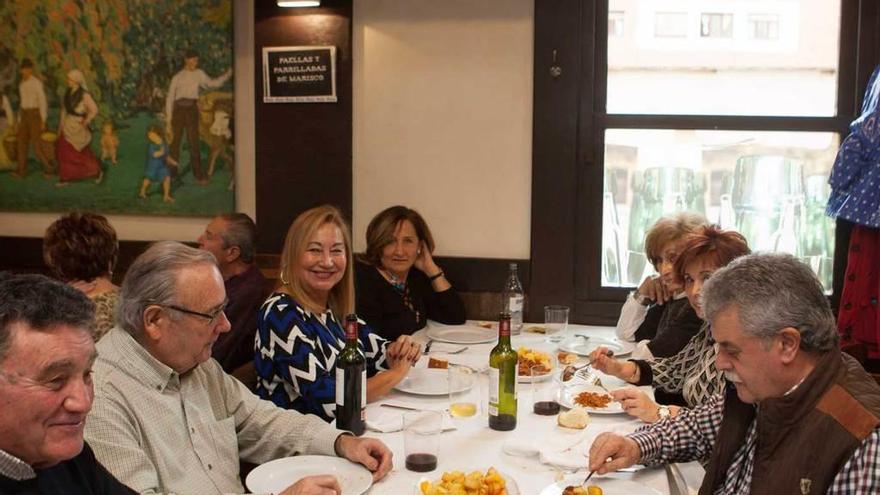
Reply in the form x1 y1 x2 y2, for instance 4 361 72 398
84 241 393 494
197 213 271 380
12 58 48 179
165 49 231 185
588 253 880 494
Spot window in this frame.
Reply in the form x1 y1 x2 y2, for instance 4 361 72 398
700 13 734 38
655 12 688 38
749 14 780 40
609 10 625 38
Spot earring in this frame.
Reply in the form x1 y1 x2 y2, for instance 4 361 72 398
279 269 290 286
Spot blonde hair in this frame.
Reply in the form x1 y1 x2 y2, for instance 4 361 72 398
644 212 708 268
278 205 354 317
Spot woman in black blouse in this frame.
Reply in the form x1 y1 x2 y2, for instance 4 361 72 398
356 206 466 340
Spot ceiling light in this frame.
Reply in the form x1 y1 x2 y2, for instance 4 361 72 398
277 0 320 6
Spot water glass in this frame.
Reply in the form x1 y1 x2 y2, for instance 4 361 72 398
448 365 478 419
404 410 442 472
544 305 570 343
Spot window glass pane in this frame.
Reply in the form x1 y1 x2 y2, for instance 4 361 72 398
601 129 838 291
607 0 841 116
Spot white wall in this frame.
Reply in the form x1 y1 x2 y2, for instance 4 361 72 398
352 0 534 259
0 0 255 241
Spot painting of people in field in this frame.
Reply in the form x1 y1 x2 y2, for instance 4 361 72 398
0 0 234 215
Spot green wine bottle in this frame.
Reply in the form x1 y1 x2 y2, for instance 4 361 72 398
335 314 366 436
488 312 517 431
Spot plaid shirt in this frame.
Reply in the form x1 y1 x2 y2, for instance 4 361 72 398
629 394 880 494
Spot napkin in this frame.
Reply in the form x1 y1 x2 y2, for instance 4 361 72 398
366 402 458 433
502 429 588 471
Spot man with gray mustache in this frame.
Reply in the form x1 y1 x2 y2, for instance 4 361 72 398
588 253 880 494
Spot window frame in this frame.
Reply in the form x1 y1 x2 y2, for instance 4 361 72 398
529 0 880 324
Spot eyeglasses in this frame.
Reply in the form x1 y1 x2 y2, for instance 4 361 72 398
163 301 229 325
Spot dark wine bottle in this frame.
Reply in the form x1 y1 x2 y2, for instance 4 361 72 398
488 312 518 431
335 314 366 435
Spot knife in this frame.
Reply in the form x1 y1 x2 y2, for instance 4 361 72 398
424 339 434 354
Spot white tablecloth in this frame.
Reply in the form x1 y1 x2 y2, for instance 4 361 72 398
362 323 705 494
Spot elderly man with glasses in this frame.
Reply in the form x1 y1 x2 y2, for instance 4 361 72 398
588 253 880 494
84 241 392 495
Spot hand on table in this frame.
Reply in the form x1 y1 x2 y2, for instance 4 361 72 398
588 432 641 475
335 435 394 481
612 388 661 423
637 275 669 305
279 475 341 495
387 335 421 366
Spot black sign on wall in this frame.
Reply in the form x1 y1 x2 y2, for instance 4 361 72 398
262 46 337 103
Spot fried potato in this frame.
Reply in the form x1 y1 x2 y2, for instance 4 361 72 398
420 467 508 495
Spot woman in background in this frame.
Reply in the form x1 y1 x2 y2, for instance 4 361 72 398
592 225 750 423
43 212 119 340
616 212 707 360
254 205 421 421
355 205 465 340
55 69 101 186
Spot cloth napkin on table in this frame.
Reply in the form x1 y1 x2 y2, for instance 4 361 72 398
502 429 589 471
365 401 458 433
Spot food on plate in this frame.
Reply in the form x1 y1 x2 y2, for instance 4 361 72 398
477 321 494 329
557 407 590 429
428 357 449 369
525 325 547 334
419 467 508 495
561 366 577 382
557 351 578 365
562 486 603 495
573 391 613 408
517 347 553 376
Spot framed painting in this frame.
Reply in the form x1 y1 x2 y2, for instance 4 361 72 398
0 0 234 216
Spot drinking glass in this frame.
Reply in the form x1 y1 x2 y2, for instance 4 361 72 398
531 364 560 415
404 410 442 472
448 365 478 419
544 305 570 343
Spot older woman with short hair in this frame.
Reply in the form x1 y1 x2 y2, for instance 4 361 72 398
592 225 750 423
43 211 119 340
255 205 421 421
355 205 465 340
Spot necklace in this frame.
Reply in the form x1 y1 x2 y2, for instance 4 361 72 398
380 268 421 322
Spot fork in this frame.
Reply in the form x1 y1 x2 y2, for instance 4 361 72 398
575 367 613 394
424 339 434 353
446 346 469 355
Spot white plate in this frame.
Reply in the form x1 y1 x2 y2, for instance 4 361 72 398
539 475 662 495
558 336 633 358
559 384 624 414
395 368 474 396
246 455 372 495
416 472 520 495
426 322 497 344
517 368 555 383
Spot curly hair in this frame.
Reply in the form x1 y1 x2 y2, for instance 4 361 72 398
644 212 708 269
43 212 119 282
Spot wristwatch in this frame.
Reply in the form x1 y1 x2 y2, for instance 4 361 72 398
631 291 652 306
657 405 671 421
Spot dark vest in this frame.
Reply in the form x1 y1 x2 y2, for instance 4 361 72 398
700 349 880 495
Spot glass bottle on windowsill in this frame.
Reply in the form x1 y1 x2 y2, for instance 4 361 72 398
502 263 524 334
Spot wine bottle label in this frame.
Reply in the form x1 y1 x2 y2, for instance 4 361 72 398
488 366 500 415
335 367 344 406
509 296 523 312
361 369 367 408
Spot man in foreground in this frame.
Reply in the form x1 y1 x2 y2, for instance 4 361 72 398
197 212 270 377
84 241 392 494
589 253 880 494
0 274 134 494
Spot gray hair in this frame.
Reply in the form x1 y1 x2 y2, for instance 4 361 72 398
702 252 838 354
117 241 217 338
218 213 257 264
0 274 94 364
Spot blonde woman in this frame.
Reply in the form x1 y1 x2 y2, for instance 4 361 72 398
254 205 421 421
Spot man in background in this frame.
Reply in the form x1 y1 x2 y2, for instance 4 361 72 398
13 58 48 179
198 212 271 379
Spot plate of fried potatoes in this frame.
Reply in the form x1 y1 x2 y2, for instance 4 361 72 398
539 475 661 495
516 347 554 383
417 467 519 495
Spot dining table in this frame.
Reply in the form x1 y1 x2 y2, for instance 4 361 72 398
356 321 706 495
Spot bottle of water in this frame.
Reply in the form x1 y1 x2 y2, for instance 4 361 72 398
502 263 524 334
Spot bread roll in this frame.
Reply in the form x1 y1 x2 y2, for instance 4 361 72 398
557 407 590 429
